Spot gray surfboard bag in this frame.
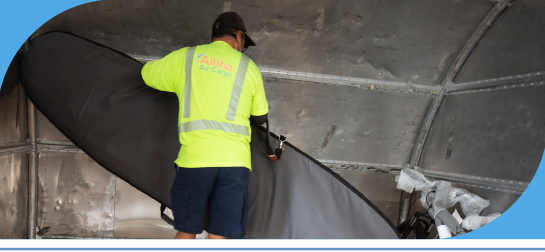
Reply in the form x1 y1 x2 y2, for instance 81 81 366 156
21 31 400 239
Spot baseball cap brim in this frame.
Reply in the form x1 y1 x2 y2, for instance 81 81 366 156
244 31 256 47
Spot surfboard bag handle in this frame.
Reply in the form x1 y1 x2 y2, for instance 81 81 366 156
160 204 175 226
264 120 286 161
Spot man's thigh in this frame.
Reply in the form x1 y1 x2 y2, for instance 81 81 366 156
170 167 218 234
207 167 250 239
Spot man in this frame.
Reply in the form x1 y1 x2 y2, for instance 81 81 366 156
141 12 268 239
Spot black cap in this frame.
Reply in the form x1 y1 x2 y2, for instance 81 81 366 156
212 12 256 47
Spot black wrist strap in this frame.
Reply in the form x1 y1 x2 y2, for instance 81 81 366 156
264 120 283 161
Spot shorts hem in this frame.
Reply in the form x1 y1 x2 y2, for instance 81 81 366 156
174 224 203 235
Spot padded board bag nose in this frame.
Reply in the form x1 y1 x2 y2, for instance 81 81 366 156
21 31 400 239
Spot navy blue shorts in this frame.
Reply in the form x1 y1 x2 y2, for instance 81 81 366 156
170 166 250 238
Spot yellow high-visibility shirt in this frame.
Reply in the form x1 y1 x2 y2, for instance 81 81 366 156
141 41 268 170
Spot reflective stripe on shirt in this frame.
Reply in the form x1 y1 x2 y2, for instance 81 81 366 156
183 46 196 118
226 54 250 121
178 119 250 136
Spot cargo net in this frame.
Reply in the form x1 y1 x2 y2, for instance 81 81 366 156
396 168 501 231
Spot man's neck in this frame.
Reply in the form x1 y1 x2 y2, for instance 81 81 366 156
212 36 238 51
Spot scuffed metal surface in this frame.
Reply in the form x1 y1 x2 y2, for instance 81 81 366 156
37 151 116 237
0 83 28 145
455 0 545 83
36 0 492 85
0 82 29 239
419 85 545 183
244 0 491 86
113 178 176 239
37 110 72 143
334 171 401 226
265 79 431 165
408 0 512 168
0 153 29 239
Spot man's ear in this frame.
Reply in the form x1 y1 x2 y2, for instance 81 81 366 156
237 30 244 50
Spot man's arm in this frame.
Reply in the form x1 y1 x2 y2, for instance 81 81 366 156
141 49 184 92
249 62 269 122
250 114 268 125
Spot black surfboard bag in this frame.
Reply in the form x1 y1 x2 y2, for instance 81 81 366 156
21 32 399 239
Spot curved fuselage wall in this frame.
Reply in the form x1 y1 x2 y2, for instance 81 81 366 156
420 0 545 217
1 0 544 239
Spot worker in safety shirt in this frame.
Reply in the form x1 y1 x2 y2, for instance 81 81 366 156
141 12 268 239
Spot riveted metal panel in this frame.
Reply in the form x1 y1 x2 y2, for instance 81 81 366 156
419 85 545 183
37 151 116 237
334 171 401 226
266 79 432 166
36 110 72 143
36 0 491 85
454 0 545 83
241 0 492 86
0 83 28 145
113 178 177 239
0 153 29 239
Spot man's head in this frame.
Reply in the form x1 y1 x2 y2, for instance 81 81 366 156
211 12 255 52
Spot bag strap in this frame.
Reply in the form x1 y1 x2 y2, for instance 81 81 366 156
264 120 276 160
264 120 286 161
160 204 175 226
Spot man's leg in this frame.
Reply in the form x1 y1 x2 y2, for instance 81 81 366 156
176 231 227 240
206 167 250 239
175 231 197 239
171 167 217 239
208 233 227 239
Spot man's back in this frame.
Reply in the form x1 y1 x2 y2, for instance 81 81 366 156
142 41 268 170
